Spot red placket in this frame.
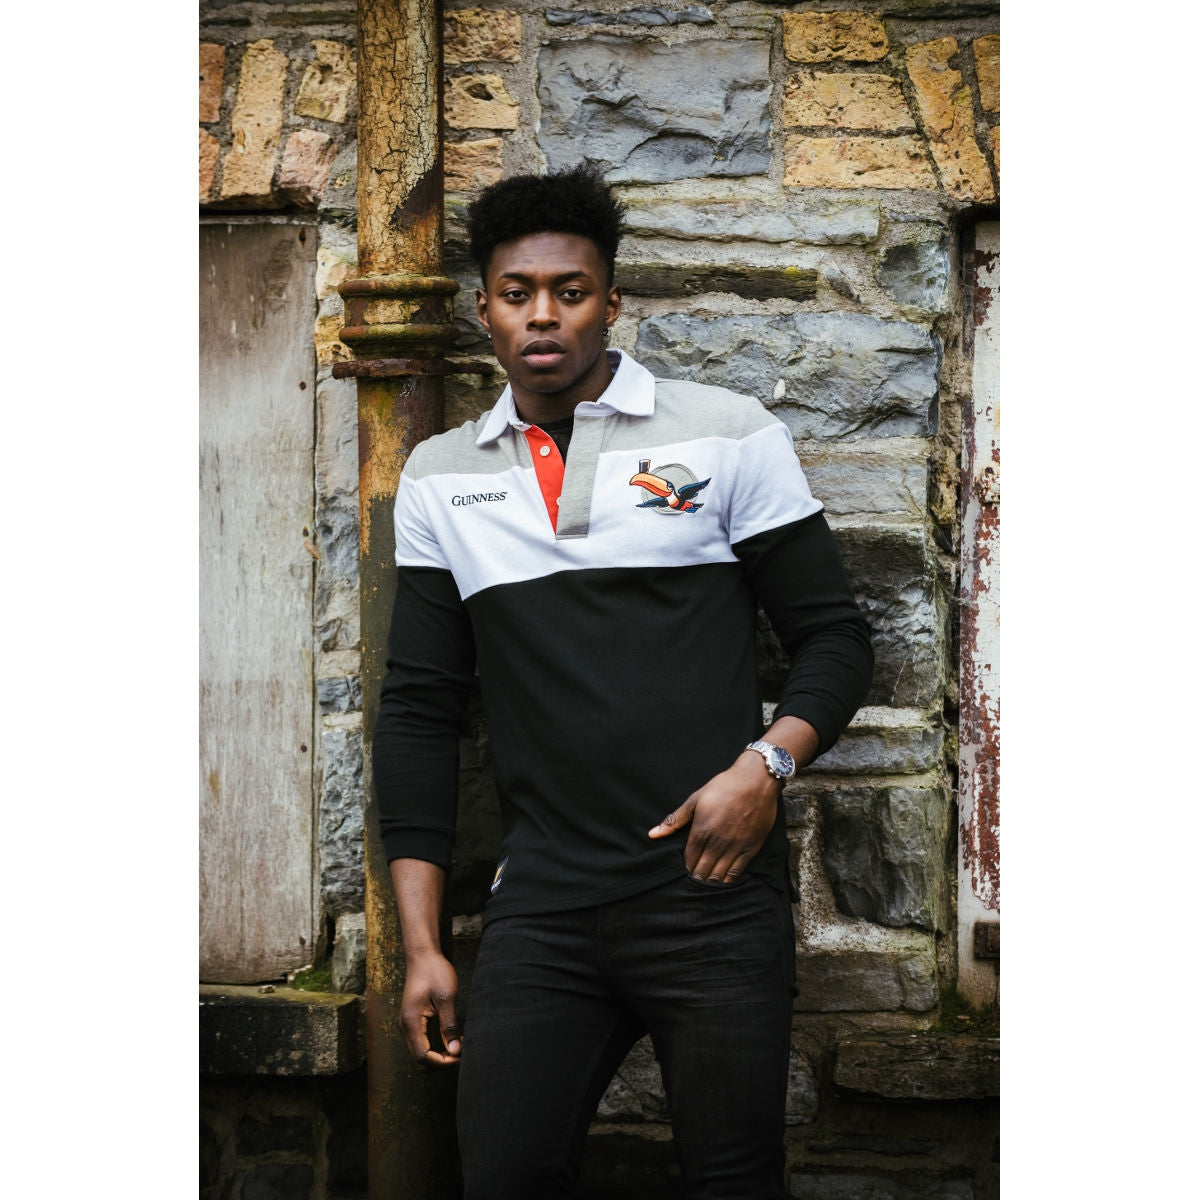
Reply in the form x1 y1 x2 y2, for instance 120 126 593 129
524 426 566 532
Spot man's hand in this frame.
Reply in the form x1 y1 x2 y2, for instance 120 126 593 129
648 718 820 882
647 751 780 883
400 950 462 1068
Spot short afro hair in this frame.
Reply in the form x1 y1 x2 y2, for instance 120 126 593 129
466 162 626 286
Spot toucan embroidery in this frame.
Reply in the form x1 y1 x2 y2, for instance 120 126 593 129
629 459 711 514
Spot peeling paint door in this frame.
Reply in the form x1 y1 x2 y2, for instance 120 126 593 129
958 221 1000 1007
200 222 318 983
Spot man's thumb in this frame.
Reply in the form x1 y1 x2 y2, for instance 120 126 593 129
435 993 461 1054
648 795 697 838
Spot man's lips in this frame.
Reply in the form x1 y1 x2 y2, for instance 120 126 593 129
521 340 566 369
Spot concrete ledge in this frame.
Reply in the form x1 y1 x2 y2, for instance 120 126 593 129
200 985 365 1077
833 1032 999 1100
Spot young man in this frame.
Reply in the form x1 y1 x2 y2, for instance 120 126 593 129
373 163 873 1199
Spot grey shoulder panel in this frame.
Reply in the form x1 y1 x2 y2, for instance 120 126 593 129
401 419 517 480
655 378 780 438
601 379 781 452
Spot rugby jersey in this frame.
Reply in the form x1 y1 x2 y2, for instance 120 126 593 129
374 350 873 922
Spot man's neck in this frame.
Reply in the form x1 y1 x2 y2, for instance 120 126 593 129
512 352 615 426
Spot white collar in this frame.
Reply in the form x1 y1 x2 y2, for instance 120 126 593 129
474 349 656 446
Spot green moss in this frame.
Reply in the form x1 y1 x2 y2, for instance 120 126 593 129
936 987 999 1037
288 963 333 993
942 727 959 765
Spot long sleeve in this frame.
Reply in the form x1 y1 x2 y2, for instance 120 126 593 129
734 511 874 757
373 564 477 867
374 447 478 867
719 408 873 758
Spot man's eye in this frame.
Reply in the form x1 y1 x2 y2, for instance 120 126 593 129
561 289 585 300
502 290 526 301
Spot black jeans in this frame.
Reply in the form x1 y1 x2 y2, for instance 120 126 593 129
456 873 796 1199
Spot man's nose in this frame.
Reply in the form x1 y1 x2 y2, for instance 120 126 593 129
527 291 558 327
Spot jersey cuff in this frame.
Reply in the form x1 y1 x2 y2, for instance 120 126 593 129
770 696 843 758
383 826 455 870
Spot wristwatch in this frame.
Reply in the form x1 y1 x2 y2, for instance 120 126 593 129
744 740 796 781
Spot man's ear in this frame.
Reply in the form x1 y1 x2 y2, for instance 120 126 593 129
606 284 622 326
476 287 489 332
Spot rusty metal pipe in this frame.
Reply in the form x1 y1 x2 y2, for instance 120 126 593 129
349 1 461 1196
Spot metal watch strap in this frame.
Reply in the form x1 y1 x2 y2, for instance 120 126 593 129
745 739 795 781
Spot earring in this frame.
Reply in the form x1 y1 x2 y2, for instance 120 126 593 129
603 326 611 340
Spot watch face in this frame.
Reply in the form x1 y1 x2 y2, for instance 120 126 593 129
748 740 795 779
772 747 795 777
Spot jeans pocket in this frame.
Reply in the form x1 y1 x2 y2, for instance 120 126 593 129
682 870 751 891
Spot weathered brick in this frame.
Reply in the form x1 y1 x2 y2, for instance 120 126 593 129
794 947 938 1012
316 246 355 302
597 1036 669 1122
784 72 914 131
295 39 356 124
219 39 288 204
904 39 964 137
444 8 521 63
446 378 502 433
800 706 943 775
321 726 364 916
763 537 943 710
769 523 945 709
797 443 929 520
787 1049 821 1125
236 1114 313 1157
877 239 950 311
315 314 351 365
278 129 339 207
729 13 774 31
199 128 220 202
332 911 366 994
783 12 889 63
789 1169 973 1200
834 1032 1000 1100
635 311 938 442
831 523 944 708
445 137 504 192
784 135 937 190
320 144 357 213
538 39 771 182
973 34 999 113
904 39 995 202
315 367 359 501
317 675 360 714
548 6 715 26
199 43 226 123
445 73 519 130
618 261 818 301
818 783 951 932
622 195 880 245
990 126 999 180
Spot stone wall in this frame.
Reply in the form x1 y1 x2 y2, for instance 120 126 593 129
200 3 999 1197
437 5 1001 1194
201 1067 367 1200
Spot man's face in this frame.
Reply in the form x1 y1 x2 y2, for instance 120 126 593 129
476 232 622 409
